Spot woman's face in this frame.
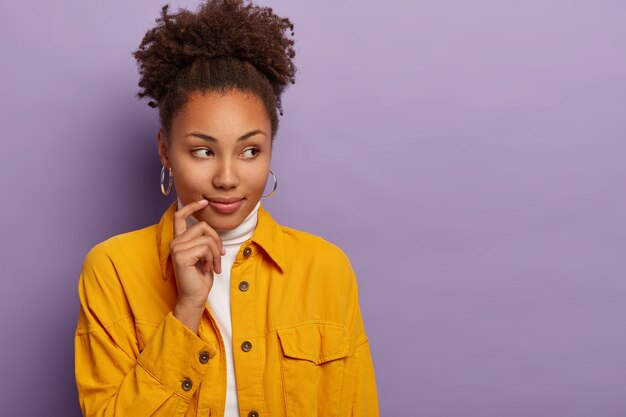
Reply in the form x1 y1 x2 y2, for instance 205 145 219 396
158 89 272 231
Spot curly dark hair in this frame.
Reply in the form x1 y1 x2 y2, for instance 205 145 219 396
131 0 297 143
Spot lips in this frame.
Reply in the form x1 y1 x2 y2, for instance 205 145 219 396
206 197 243 204
204 196 244 214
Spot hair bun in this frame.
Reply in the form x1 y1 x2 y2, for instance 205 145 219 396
133 0 297 108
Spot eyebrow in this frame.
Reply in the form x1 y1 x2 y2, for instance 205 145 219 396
184 129 266 142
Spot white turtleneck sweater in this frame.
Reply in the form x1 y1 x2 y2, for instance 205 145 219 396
176 197 261 417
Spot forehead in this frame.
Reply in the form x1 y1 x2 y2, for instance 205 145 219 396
172 89 270 136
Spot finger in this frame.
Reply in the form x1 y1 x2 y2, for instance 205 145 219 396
175 221 225 253
201 254 214 277
172 236 223 274
200 247 220 276
172 235 218 253
179 243 215 273
173 199 209 238
212 242 222 274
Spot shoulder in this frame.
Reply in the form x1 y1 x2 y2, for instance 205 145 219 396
82 224 158 269
282 224 351 261
77 224 160 328
277 224 357 287
272 224 365 338
81 225 158 280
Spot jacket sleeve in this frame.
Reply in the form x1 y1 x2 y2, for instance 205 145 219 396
350 337 379 416
74 244 213 417
337 249 380 417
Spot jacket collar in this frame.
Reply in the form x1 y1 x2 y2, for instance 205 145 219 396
157 200 285 280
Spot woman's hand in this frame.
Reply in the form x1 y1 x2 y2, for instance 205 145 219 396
170 199 225 333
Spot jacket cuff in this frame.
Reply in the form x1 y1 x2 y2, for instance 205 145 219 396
137 311 216 398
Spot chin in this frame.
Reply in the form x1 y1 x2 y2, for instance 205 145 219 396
204 214 244 231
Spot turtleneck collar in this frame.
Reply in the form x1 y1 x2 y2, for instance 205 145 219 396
176 197 261 247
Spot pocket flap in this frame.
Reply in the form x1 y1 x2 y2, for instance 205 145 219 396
276 323 352 364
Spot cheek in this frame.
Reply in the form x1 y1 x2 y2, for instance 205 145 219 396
239 173 264 194
244 165 270 192
173 165 208 191
254 176 268 193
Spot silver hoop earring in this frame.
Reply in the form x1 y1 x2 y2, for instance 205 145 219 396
262 170 278 198
160 166 173 196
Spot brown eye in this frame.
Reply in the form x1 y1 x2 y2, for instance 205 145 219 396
242 148 260 159
192 149 213 158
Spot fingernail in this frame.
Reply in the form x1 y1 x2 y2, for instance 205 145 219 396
199 199 208 204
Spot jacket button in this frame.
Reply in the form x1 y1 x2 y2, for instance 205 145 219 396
199 351 210 364
241 341 252 352
181 378 193 391
248 411 259 417
243 247 252 257
239 281 249 291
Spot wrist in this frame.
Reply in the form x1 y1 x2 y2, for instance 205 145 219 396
173 303 204 335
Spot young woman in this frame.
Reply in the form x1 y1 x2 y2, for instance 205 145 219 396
74 1 379 416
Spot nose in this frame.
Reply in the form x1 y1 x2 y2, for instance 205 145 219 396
212 159 239 190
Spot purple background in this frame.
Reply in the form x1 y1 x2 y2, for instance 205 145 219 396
2 0 626 416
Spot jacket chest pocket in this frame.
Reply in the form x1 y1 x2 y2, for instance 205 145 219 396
276 324 352 417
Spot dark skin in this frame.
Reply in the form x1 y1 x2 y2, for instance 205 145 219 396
157 89 273 333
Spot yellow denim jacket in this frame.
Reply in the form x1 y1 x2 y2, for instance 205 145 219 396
75 201 379 417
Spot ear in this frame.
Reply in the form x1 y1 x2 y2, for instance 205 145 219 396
157 128 170 168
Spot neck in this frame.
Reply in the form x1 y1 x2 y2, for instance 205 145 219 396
176 198 260 246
